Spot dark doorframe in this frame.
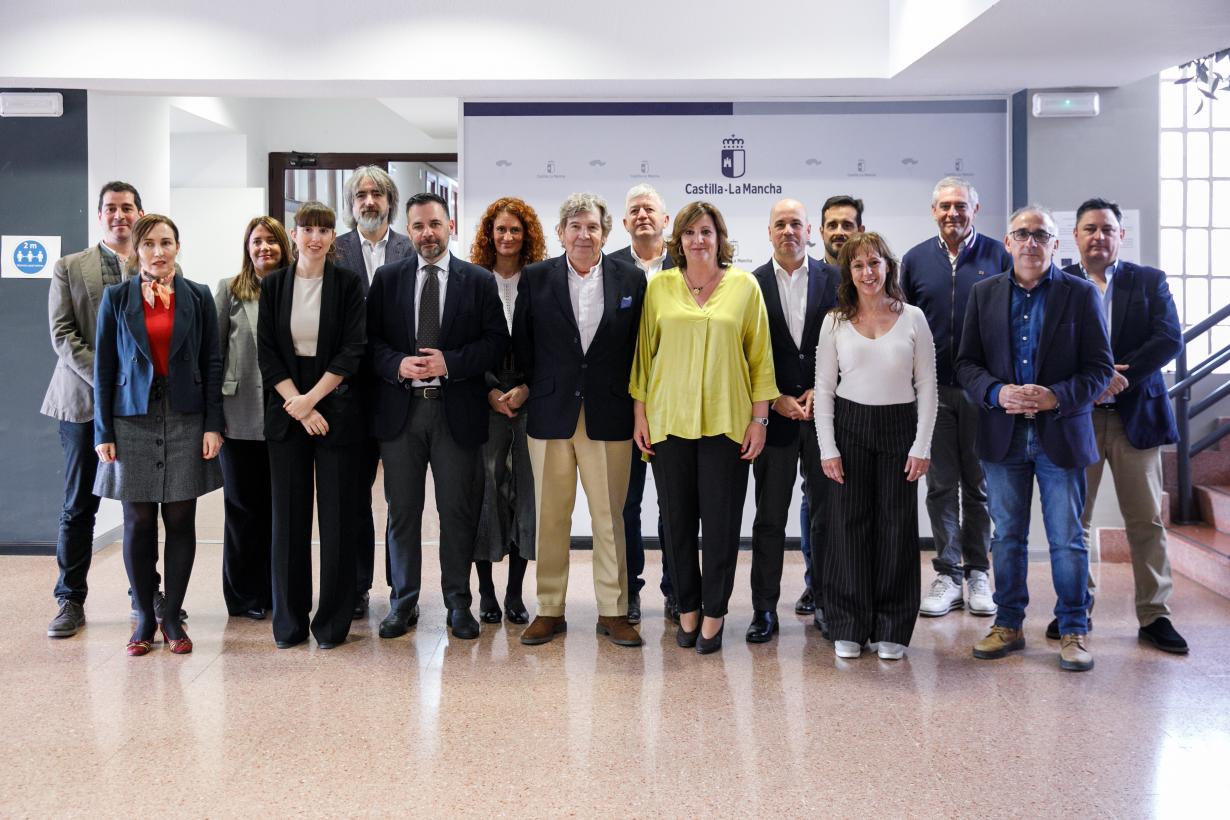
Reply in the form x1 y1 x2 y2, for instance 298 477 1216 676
267 152 458 217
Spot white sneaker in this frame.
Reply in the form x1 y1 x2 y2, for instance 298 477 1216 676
966 570 997 616
919 574 963 617
877 641 906 660
835 640 861 658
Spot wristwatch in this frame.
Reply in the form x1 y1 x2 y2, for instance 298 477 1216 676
752 416 769 427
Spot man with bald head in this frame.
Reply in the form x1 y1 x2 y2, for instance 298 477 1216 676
746 198 837 643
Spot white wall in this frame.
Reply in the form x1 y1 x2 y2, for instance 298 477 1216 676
87 93 171 245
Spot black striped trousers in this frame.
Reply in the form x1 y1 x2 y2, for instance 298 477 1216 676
823 397 921 646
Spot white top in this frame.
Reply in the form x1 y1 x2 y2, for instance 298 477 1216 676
493 270 520 334
290 274 324 357
772 256 809 349
940 227 976 270
566 255 604 354
412 251 451 386
814 303 938 460
360 226 390 284
631 247 670 280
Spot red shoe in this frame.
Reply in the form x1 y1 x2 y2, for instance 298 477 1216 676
160 624 193 655
126 638 153 657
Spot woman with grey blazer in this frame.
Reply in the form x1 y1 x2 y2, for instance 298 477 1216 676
214 216 292 620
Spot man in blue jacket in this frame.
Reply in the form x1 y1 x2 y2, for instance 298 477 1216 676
1063 198 1187 654
901 177 1012 619
956 205 1113 672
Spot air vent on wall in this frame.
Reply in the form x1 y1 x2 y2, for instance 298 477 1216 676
1031 92 1100 118
0 92 64 117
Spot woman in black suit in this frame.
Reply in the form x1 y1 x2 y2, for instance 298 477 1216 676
257 201 366 649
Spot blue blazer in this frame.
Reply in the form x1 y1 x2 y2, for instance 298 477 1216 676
367 253 508 446
751 257 837 447
955 265 1114 469
512 254 645 441
1063 261 1182 449
94 274 223 446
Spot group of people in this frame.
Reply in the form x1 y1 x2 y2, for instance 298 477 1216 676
41 168 1190 669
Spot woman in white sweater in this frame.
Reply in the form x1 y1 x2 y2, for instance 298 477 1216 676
815 232 937 661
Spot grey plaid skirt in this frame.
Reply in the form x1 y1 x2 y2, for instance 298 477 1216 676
95 381 223 503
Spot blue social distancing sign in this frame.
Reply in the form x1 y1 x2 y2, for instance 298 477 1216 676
1 235 61 279
13 240 48 274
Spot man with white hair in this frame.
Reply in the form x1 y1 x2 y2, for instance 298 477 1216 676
901 177 1012 620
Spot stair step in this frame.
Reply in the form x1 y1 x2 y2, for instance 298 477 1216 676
1097 527 1131 563
1166 523 1230 599
1218 417 1230 452
1196 484 1230 534
1162 449 1230 519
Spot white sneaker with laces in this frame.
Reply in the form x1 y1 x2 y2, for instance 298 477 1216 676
877 641 906 660
835 640 861 659
919 574 963 617
966 570 997 616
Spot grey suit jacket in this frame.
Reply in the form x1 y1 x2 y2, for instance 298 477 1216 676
41 244 132 423
214 277 265 440
335 227 413 293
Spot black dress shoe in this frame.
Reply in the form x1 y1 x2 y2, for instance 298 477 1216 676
448 608 481 640
1046 615 1093 640
479 593 502 624
242 607 266 621
745 610 779 643
1139 617 1189 654
664 595 680 624
794 588 816 615
814 608 831 640
352 591 370 621
316 639 341 650
627 592 642 625
275 636 307 649
378 606 420 639
503 595 529 625
697 621 725 655
138 592 188 623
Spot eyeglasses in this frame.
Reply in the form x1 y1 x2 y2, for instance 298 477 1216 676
1009 229 1055 245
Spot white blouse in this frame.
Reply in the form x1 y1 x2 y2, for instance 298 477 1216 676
814 303 938 460
290 273 324 357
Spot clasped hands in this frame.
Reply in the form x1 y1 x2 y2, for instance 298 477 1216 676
1095 364 1130 404
488 384 528 418
283 393 329 436
773 389 814 421
999 383 1058 415
399 348 447 381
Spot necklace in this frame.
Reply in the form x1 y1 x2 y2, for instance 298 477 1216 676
683 268 721 294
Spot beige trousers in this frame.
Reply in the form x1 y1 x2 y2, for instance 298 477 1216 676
528 410 632 618
1081 408 1174 626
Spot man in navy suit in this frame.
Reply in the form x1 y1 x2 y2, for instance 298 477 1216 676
746 198 836 643
513 192 646 647
607 183 676 625
1063 197 1187 654
367 192 508 640
334 166 414 619
956 205 1113 672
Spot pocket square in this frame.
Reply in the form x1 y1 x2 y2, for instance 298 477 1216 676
619 295 633 309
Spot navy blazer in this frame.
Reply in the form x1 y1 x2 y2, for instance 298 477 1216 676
334 228 413 293
1063 261 1183 449
367 253 508 446
750 257 837 447
607 244 678 273
257 261 367 446
512 253 646 441
955 265 1114 469
94 274 223 446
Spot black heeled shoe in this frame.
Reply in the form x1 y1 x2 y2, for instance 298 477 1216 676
503 595 530 625
697 620 725 655
478 592 503 624
676 616 701 649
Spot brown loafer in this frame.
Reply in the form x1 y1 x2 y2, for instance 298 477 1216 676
520 615 567 645
596 615 643 647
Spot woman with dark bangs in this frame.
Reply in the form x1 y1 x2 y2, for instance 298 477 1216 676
257 202 367 649
468 197 547 624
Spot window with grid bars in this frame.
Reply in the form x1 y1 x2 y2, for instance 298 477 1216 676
1159 67 1230 373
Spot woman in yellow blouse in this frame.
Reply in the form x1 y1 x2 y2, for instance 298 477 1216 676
630 201 778 654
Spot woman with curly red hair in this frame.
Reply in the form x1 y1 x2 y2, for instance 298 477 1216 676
468 198 547 623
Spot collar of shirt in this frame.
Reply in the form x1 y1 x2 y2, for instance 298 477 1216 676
938 227 977 260
1010 263 1058 293
418 251 451 277
632 247 668 276
361 226 390 251
771 256 807 280
1079 258 1118 285
566 255 602 279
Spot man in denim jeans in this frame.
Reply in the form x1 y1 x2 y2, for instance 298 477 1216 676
955 205 1113 672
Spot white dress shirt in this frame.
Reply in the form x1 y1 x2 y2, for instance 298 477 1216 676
494 270 520 334
567 255 604 353
360 226 390 285
631 246 670 280
940 227 977 271
412 251 450 386
772 256 809 350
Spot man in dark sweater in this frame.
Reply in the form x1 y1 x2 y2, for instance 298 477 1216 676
901 177 1012 619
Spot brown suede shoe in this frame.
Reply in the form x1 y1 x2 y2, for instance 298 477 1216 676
596 615 643 647
520 615 567 645
972 625 1025 660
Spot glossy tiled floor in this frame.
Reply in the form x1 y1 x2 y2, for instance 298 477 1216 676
5 490 1230 819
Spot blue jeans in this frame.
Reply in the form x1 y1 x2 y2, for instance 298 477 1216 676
982 420 1090 635
54 420 101 603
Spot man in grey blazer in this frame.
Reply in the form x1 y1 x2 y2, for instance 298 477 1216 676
333 166 413 619
42 181 143 638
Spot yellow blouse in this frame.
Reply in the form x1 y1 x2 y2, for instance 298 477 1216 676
629 266 778 446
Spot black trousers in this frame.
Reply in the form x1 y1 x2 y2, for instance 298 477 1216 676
219 437 272 614
824 398 921 646
268 426 359 645
750 424 827 612
354 434 388 594
54 420 101 603
382 397 479 613
651 435 749 619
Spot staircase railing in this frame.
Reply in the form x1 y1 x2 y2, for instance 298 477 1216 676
1170 301 1230 523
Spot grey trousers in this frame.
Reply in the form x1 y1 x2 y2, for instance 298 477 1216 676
926 384 990 581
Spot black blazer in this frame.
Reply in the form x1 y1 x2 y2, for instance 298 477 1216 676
513 254 646 441
751 257 838 447
257 261 367 446
367 253 508 446
1063 261 1182 450
607 244 678 273
955 265 1114 469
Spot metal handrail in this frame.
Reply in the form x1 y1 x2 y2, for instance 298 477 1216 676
1171 299 1230 523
